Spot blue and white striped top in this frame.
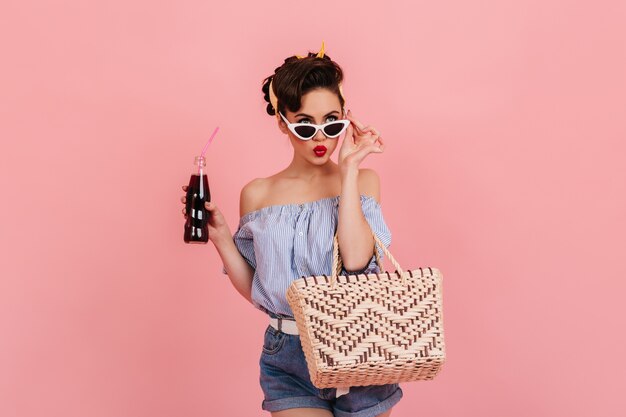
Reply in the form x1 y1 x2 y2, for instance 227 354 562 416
221 194 392 317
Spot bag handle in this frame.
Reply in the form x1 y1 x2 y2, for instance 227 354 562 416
331 226 406 288
333 233 383 277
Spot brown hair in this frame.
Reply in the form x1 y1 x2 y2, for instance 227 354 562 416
261 52 345 117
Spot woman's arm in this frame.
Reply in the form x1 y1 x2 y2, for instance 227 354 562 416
336 109 385 272
211 182 261 303
337 166 381 271
215 235 254 303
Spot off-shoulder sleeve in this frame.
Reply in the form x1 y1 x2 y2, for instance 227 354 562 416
341 196 392 276
222 216 256 274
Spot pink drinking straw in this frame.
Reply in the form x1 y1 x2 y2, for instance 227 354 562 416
201 126 219 157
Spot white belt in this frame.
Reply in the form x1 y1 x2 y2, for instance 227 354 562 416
268 316 351 398
269 317 299 335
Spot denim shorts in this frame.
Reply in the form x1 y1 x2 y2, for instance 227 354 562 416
259 313 403 417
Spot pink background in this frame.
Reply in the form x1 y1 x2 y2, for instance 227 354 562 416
1 1 625 416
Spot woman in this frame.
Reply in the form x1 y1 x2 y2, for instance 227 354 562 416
180 42 402 417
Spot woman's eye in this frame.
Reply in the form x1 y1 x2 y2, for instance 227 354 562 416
298 115 337 124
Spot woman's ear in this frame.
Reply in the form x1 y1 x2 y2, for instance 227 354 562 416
277 115 289 135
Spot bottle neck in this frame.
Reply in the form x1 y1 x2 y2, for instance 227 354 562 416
194 155 206 175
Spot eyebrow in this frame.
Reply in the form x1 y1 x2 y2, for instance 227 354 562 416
295 110 340 118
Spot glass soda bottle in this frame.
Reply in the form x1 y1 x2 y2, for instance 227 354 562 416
184 155 210 243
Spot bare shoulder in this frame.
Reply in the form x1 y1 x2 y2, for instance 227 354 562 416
239 178 268 218
358 168 381 203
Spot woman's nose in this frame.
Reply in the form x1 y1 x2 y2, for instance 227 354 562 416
313 128 326 141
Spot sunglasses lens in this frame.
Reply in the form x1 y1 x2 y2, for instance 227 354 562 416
323 122 347 137
294 125 316 139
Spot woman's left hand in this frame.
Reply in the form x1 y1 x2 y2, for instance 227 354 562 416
338 109 385 172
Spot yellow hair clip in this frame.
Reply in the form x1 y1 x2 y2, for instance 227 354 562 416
294 40 326 59
269 40 345 119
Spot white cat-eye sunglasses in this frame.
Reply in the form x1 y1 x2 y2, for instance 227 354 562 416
279 109 350 141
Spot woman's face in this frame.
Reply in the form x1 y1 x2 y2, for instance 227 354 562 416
278 88 344 165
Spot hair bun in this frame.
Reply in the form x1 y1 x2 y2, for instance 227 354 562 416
260 49 344 118
261 75 276 116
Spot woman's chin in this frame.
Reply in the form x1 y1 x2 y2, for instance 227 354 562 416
310 154 330 164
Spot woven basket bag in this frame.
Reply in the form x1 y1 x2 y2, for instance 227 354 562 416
286 227 446 388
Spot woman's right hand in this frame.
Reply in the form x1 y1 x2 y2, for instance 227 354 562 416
181 185 231 243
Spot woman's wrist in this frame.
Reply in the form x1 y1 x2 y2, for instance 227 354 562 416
340 163 359 182
210 228 233 248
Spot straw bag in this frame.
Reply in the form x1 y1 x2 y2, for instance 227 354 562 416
286 227 446 388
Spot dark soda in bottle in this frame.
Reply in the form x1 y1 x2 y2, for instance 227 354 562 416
184 155 211 243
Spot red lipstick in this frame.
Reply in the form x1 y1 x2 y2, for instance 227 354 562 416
313 145 327 157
